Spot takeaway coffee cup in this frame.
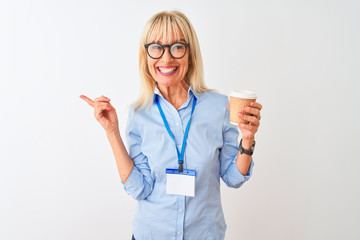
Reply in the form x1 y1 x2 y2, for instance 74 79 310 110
229 90 257 125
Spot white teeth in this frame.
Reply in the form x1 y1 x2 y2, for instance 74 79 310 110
158 67 177 73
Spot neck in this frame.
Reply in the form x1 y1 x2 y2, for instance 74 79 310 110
157 81 190 110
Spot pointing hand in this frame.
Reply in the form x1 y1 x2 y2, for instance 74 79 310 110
80 95 119 133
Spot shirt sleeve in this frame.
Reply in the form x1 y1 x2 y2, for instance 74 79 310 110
122 107 154 200
219 98 255 188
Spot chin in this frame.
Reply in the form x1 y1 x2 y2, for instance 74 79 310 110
156 77 180 87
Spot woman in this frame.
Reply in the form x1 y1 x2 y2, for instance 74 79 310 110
80 10 262 240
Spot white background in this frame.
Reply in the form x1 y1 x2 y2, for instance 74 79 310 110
1 0 359 239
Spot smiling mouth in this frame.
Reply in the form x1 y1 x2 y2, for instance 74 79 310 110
157 67 178 73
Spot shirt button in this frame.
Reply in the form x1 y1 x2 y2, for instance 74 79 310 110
177 232 181 235
179 209 182 212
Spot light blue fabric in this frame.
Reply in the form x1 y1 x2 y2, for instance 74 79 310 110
123 86 254 240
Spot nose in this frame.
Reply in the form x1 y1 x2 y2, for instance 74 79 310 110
160 47 173 62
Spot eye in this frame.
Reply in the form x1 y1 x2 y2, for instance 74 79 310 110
172 44 184 50
150 44 163 51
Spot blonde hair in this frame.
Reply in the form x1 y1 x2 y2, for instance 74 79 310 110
134 10 210 111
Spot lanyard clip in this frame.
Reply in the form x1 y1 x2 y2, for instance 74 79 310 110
179 163 183 172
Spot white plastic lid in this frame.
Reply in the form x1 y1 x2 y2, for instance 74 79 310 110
230 90 257 99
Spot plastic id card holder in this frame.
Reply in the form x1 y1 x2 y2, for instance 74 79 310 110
166 169 196 197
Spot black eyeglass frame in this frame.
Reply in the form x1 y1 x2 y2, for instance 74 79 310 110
144 42 190 59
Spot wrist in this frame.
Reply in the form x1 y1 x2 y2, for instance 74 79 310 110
239 138 256 156
241 138 254 149
106 128 120 137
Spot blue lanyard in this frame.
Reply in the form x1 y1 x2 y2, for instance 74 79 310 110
156 95 197 172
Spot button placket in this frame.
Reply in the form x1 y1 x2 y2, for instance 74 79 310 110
175 195 185 240
178 102 192 170
175 111 184 151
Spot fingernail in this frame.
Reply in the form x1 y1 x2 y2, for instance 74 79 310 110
243 107 246 111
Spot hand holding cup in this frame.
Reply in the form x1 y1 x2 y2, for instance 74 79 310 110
229 90 262 141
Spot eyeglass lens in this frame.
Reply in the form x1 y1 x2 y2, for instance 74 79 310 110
147 43 186 59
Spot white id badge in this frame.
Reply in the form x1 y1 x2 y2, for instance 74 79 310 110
166 169 196 197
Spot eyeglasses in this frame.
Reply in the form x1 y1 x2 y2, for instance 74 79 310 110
144 42 190 59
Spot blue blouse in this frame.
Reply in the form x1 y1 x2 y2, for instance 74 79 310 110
123 86 254 240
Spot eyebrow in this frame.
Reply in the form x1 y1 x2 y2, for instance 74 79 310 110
154 38 186 44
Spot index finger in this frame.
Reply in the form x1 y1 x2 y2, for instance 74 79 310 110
80 95 94 107
250 101 262 110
